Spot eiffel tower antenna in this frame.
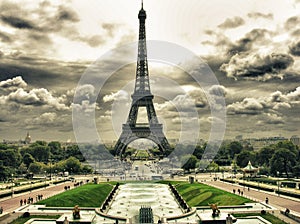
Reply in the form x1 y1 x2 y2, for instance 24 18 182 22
141 0 143 9
114 2 171 158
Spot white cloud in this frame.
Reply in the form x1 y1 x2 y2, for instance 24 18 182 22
103 90 129 103
228 86 300 115
2 88 69 110
0 76 27 91
25 112 57 125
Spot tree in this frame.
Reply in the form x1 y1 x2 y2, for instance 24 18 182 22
256 146 275 166
193 145 204 159
66 145 85 162
0 161 13 181
181 155 198 171
208 161 219 172
28 162 43 174
81 165 93 174
0 149 21 168
236 151 255 168
29 145 50 162
293 163 300 178
226 141 243 159
270 148 296 177
48 141 63 160
23 153 35 168
64 157 82 173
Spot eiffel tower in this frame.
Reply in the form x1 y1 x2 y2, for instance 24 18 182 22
114 1 171 157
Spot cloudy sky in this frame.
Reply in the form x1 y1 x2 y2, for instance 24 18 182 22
0 0 300 143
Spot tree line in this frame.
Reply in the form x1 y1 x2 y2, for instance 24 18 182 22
181 140 300 178
0 141 92 181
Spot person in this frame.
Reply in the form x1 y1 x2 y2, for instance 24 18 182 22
0 206 3 214
226 213 233 224
63 216 69 224
265 197 269 204
20 199 23 206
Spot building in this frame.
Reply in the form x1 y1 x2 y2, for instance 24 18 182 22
290 135 300 146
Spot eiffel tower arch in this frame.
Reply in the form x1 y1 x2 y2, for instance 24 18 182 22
114 2 171 157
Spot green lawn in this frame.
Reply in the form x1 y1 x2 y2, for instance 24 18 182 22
10 215 60 224
233 213 288 224
35 183 114 207
159 181 252 207
136 150 149 158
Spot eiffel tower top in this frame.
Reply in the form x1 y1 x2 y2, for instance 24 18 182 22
134 0 151 98
138 0 146 20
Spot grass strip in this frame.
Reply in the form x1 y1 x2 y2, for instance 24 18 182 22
35 183 114 207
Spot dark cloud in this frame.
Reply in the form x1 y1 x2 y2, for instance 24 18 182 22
227 29 271 55
285 16 300 30
203 28 272 58
289 41 300 56
57 5 80 22
247 12 273 20
0 57 85 92
1 15 35 29
218 16 245 29
220 53 294 80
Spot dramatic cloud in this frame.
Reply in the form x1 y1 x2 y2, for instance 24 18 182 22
227 98 264 115
220 52 294 80
0 88 68 110
289 41 300 56
1 15 35 29
227 86 300 115
0 76 27 91
103 90 129 103
218 16 245 29
227 29 271 55
247 12 273 20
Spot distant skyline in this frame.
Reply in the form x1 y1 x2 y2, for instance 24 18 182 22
0 0 300 142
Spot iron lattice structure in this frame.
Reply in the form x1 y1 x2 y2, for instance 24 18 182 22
114 3 171 157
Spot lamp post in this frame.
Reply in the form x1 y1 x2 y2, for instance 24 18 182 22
276 171 280 196
49 158 52 180
44 171 47 188
11 173 14 197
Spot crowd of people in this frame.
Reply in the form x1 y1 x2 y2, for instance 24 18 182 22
19 194 43 206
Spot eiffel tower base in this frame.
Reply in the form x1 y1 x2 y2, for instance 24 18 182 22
114 124 170 158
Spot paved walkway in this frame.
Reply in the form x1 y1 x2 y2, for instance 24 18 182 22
207 180 300 224
0 181 73 223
